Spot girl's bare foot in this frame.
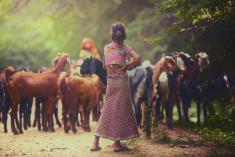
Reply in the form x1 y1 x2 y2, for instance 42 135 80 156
90 144 102 152
112 141 130 152
90 137 101 151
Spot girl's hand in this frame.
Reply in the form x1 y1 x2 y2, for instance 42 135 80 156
117 63 130 74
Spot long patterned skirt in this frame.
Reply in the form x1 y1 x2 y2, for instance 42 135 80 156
95 74 139 141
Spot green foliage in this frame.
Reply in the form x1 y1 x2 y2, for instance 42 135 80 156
205 148 223 157
158 0 235 29
0 0 234 72
154 125 203 147
156 0 235 74
0 0 152 70
205 102 235 131
198 128 235 152
127 4 175 62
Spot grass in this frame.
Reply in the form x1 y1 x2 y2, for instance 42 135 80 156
153 126 204 147
197 128 235 153
155 102 235 153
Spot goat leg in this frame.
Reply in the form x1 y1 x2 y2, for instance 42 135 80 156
42 110 48 131
176 97 182 122
135 103 142 128
11 101 22 134
85 109 91 132
54 105 61 128
19 104 23 130
155 96 163 122
23 105 28 130
80 111 84 129
3 114 8 133
165 100 172 129
33 114 37 127
10 112 18 135
63 112 69 133
3 106 9 133
203 100 208 125
92 107 98 121
76 113 81 127
15 112 23 134
81 106 86 130
181 98 190 123
69 113 77 133
196 100 201 125
27 100 33 127
46 97 55 132
144 103 152 138
33 98 40 128
47 113 54 132
141 103 146 129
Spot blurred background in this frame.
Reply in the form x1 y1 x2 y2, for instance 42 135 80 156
0 0 234 75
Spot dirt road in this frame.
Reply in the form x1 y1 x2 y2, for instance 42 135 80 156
0 103 232 157
0 119 232 157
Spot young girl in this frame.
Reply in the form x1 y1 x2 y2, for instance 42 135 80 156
77 37 101 65
91 22 141 152
70 37 101 74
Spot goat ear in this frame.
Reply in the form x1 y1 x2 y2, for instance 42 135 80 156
194 53 199 58
162 53 166 58
175 51 180 56
206 56 210 64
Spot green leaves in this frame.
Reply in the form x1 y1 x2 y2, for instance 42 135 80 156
199 128 235 152
0 0 149 70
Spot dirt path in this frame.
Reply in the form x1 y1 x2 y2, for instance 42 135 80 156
0 120 232 157
0 103 232 157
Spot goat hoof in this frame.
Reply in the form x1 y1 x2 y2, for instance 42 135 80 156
167 124 173 129
84 127 91 132
57 123 62 128
4 129 8 133
72 129 77 134
19 130 23 134
43 127 48 132
13 130 19 135
49 128 55 132
64 130 69 134
33 122 36 127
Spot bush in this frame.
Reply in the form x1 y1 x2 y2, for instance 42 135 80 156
198 128 235 152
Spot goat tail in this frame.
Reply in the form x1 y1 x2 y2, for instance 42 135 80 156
57 72 69 98
59 77 68 98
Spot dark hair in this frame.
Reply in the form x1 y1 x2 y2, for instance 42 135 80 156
111 22 126 46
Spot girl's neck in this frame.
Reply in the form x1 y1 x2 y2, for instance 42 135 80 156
112 41 123 48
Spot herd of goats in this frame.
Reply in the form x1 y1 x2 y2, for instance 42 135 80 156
0 51 234 136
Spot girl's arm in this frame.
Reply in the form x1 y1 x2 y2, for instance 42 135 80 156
126 49 141 69
118 49 141 73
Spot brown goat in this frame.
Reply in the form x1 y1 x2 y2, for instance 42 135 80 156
60 73 103 133
4 53 69 134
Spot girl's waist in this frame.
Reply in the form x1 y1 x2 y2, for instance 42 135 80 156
105 64 126 75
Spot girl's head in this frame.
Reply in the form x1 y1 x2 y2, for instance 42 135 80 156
81 37 95 51
80 37 101 60
110 22 126 46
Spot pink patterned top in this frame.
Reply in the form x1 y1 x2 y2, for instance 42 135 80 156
104 43 132 65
